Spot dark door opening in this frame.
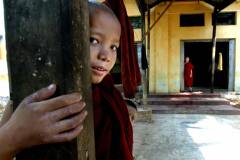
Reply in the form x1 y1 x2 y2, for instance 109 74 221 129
184 41 229 89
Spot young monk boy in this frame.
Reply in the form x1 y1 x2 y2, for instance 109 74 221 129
0 2 134 160
89 2 133 159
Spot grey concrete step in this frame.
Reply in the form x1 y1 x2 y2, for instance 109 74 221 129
145 104 240 115
146 97 231 105
148 93 221 98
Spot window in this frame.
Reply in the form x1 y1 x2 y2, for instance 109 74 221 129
129 16 142 29
180 14 205 27
212 12 236 25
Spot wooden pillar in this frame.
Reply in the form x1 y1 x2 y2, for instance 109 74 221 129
142 6 147 105
211 8 218 93
4 0 95 159
147 3 150 95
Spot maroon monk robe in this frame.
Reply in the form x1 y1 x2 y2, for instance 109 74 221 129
93 75 133 160
184 62 194 87
104 0 142 98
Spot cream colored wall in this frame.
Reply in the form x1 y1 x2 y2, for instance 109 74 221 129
149 1 240 93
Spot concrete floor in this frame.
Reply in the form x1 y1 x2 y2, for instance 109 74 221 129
134 114 240 160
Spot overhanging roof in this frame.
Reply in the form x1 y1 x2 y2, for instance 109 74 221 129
137 0 236 13
204 0 236 10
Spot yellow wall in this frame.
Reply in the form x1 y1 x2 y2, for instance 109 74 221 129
123 0 140 16
148 1 240 93
0 43 6 60
0 40 8 82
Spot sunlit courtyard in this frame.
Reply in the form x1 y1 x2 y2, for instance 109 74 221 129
134 114 240 160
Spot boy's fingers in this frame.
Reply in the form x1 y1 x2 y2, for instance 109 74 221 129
37 93 82 112
49 102 86 121
51 125 84 143
53 111 88 134
24 84 56 104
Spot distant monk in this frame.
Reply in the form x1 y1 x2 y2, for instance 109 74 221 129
184 57 194 92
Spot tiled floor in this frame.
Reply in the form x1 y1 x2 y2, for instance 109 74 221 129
134 114 240 160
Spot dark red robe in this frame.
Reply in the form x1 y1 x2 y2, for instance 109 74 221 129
184 62 194 87
93 75 133 160
104 0 141 98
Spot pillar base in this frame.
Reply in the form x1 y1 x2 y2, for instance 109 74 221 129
136 107 153 123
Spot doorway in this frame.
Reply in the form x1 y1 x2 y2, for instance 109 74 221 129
180 40 235 91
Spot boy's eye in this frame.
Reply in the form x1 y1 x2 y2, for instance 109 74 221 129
90 37 99 44
111 45 119 52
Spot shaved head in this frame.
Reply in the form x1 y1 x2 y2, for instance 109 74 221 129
88 2 120 26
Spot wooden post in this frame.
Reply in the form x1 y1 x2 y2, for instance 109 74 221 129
146 3 150 95
69 1 96 160
142 5 147 106
4 0 95 159
211 8 218 93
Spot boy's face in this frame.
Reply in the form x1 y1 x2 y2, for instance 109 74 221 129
90 9 121 84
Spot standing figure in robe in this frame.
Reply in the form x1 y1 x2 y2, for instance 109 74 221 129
184 57 194 92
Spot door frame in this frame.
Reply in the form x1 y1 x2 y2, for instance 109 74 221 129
180 39 235 91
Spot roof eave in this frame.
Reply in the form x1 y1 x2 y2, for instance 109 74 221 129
138 0 236 12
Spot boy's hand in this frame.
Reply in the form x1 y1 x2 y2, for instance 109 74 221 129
1 84 87 155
